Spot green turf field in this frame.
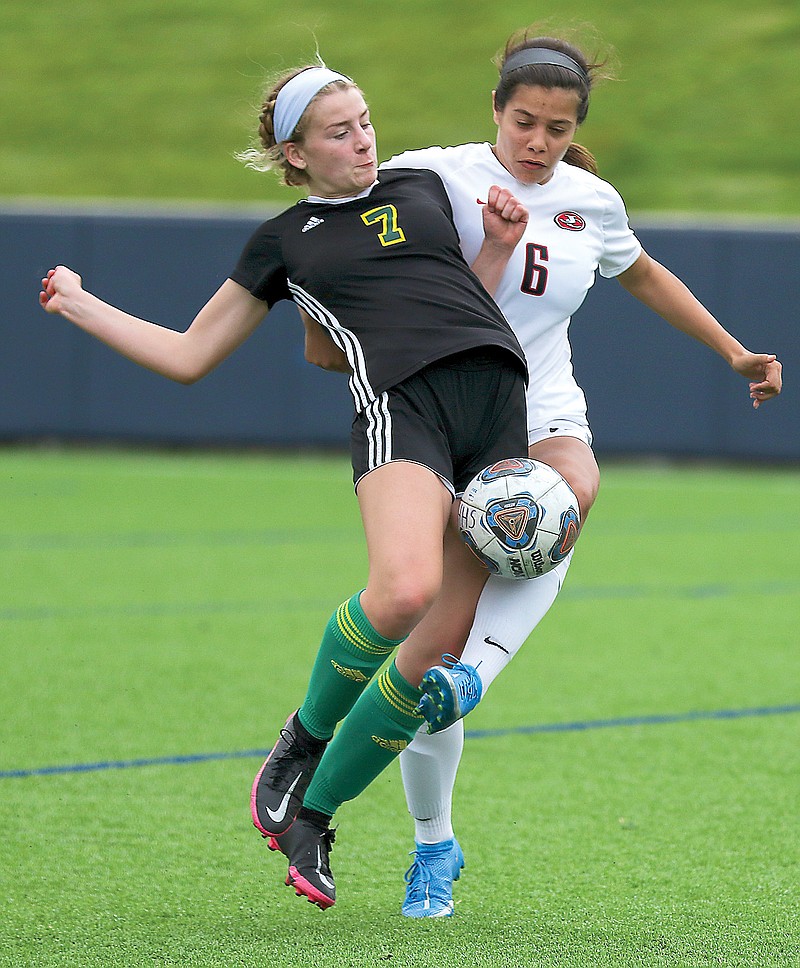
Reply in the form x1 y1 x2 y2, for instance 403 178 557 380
1 448 798 967
4 1 800 215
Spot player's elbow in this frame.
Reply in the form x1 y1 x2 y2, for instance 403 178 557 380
170 354 217 385
174 370 202 386
304 344 326 367
305 345 351 373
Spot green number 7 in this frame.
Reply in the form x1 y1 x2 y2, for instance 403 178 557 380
361 205 407 246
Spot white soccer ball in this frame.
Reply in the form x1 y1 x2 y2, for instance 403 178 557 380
458 458 581 579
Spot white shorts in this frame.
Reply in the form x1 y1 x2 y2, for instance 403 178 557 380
528 418 593 449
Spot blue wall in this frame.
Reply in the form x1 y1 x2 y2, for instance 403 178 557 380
4 205 797 460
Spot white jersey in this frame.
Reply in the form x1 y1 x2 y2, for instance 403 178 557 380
381 143 642 433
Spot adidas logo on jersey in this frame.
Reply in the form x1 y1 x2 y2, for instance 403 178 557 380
302 216 325 233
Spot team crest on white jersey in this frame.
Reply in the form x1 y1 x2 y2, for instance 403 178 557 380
554 211 586 231
302 216 325 233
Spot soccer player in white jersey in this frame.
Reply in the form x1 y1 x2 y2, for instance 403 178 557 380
373 26 783 917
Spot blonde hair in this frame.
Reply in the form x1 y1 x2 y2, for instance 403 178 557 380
237 67 358 187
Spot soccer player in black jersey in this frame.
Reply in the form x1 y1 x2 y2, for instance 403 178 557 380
40 64 532 910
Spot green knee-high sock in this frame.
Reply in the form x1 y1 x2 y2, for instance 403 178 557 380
297 592 404 741
302 659 425 817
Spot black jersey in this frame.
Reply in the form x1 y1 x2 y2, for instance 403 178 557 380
230 168 526 413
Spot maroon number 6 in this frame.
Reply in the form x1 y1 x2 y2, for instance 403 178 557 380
520 242 549 296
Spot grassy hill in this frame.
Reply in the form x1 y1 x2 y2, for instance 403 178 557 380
3 0 799 215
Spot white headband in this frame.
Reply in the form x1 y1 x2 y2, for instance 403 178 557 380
273 67 351 144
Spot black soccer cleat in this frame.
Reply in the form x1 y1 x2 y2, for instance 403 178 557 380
271 815 337 910
251 710 327 838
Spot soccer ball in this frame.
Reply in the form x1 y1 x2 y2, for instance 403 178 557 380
458 458 581 579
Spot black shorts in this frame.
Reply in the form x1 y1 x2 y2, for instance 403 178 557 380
351 347 528 495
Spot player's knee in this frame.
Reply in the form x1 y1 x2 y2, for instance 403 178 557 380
386 577 440 631
365 571 441 639
557 458 599 522
572 472 599 520
529 439 600 523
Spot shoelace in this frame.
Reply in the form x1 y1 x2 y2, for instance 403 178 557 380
403 850 449 904
439 653 481 702
313 826 337 878
269 727 311 783
404 853 431 901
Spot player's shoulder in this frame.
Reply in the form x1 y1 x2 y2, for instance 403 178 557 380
237 202 314 261
377 165 449 197
377 165 438 183
556 162 626 208
249 201 305 236
381 142 490 176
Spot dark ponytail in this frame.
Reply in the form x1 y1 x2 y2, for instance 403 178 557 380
563 142 598 175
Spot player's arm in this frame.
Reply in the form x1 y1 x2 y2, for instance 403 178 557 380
39 266 268 384
618 250 782 408
300 308 351 373
470 186 528 296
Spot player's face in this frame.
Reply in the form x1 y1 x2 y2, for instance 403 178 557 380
492 85 580 185
287 87 378 198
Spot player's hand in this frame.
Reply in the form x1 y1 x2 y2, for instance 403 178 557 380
480 185 528 251
39 265 84 315
730 351 782 408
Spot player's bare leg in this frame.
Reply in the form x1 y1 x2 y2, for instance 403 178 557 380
357 460 453 641
258 462 453 907
399 436 600 913
394 503 488 687
528 435 599 521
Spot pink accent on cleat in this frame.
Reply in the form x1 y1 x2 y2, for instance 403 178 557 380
286 867 336 910
250 710 299 837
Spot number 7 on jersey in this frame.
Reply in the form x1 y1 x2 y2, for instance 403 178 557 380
361 205 407 247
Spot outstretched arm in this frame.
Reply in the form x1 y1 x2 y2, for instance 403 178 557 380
470 185 528 296
618 251 782 408
39 266 268 384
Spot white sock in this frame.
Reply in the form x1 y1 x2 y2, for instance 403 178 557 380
398 553 571 846
399 720 464 844
462 552 572 694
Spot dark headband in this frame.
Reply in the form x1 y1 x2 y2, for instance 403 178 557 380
501 47 588 81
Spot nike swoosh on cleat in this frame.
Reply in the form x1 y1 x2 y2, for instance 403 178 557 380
316 847 336 891
484 635 510 654
265 772 303 824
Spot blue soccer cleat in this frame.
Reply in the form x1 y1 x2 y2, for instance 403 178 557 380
416 654 483 733
402 838 465 918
